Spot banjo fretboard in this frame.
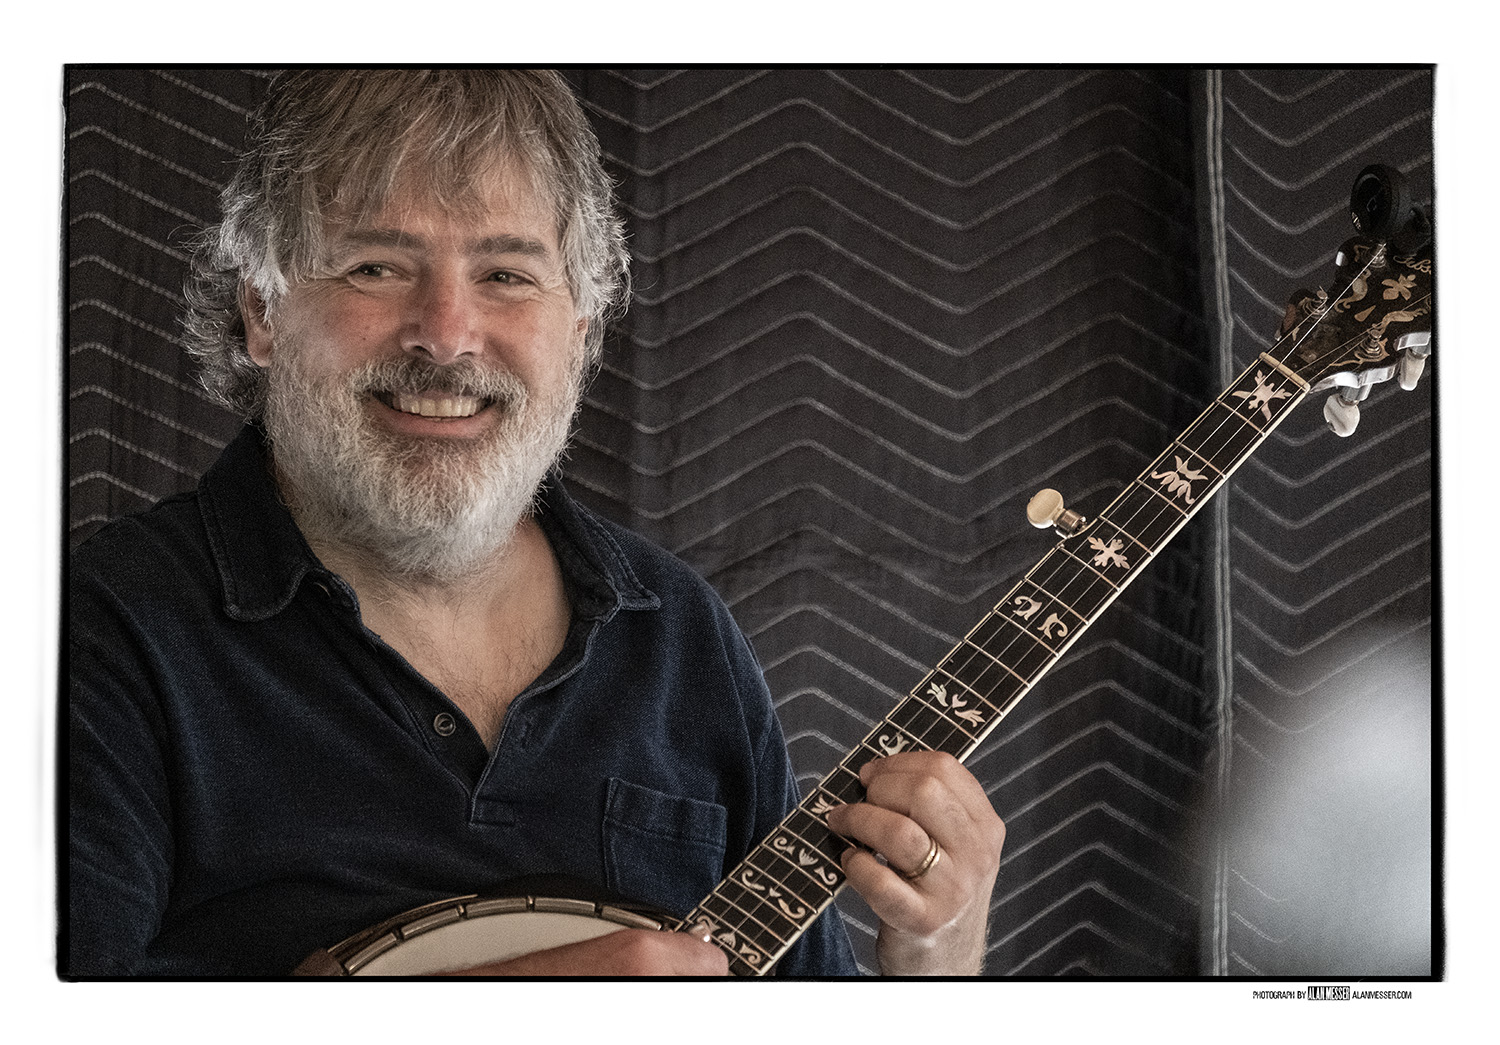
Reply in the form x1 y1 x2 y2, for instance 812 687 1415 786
681 355 1314 975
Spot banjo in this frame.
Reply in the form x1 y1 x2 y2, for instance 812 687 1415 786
296 164 1435 977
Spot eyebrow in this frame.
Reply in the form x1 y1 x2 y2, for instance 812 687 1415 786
333 228 554 259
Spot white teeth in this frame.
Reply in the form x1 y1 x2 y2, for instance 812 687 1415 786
390 392 484 418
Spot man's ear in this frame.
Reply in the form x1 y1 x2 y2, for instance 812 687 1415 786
241 285 275 368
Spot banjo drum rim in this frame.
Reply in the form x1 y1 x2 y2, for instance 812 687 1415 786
300 893 677 976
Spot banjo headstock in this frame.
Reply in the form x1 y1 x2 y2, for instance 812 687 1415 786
1273 164 1434 437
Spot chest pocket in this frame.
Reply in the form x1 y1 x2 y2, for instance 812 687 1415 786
601 777 728 918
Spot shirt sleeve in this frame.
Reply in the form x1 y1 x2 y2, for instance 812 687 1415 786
66 630 175 976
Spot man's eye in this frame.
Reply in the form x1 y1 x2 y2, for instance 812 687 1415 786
350 263 390 278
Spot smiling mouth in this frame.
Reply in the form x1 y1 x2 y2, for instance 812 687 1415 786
380 391 491 419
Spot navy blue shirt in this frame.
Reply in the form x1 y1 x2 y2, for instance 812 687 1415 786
68 425 857 977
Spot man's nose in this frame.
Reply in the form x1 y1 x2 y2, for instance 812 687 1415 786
402 276 481 363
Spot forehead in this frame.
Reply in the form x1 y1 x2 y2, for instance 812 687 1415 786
324 160 560 251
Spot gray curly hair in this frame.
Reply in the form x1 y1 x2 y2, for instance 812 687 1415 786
182 69 631 417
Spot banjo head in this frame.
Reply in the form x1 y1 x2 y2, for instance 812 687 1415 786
306 894 672 976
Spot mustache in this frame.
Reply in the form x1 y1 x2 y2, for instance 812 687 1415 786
346 357 528 406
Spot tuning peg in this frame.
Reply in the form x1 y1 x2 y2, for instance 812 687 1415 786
1350 164 1413 243
1027 488 1085 536
1397 331 1433 391
1399 354 1426 391
1324 394 1359 437
1323 384 1370 438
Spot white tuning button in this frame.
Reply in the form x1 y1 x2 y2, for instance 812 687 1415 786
1323 393 1360 437
1396 332 1432 391
1027 488 1085 536
1398 353 1427 390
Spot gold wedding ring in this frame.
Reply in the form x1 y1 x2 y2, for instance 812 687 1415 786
900 836 942 881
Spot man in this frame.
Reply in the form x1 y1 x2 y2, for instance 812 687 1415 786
68 69 1005 977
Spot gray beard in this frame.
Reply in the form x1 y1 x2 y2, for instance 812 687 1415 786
261 349 581 583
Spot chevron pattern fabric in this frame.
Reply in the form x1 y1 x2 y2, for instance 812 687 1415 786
1199 69 1435 977
68 69 270 534
64 67 1434 977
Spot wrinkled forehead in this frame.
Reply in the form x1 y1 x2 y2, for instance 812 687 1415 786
320 149 559 240
283 148 567 284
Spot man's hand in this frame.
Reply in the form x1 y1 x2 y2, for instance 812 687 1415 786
441 927 729 976
823 751 1005 976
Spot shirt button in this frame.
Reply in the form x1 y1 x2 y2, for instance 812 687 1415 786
433 712 457 737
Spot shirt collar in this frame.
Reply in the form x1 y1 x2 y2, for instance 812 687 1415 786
197 424 659 622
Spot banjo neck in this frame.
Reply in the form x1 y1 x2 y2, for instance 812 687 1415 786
682 355 1318 975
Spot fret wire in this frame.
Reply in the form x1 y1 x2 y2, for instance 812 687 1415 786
1058 539 1134 587
913 679 990 734
747 841 838 903
1026 550 1115 619
764 816 848 894
1202 364 1282 444
849 707 933 759
694 873 839 977
806 785 847 822
734 807 849 898
838 686 981 771
817 771 864 806
1190 369 1294 464
783 807 848 854
1115 367 1288 529
1086 515 1160 573
1188 402 1264 465
1014 404 1240 678
687 893 774 972
1141 469 1226 515
956 631 1042 703
965 580 1079 693
959 634 1028 683
935 634 1022 711
920 664 995 716
1019 578 1087 623
930 653 1026 725
1130 476 1194 519
859 726 926 760
864 718 928 751
729 858 827 930
885 628 1028 753
1106 479 1192 555
891 694 976 754
1093 513 1154 555
906 677 990 734
711 880 797 947
994 611 1064 659
945 622 1007 683
747 833 840 893
838 744 884 780
1169 437 1225 478
1097 485 1185 551
962 626 1030 672
883 706 959 753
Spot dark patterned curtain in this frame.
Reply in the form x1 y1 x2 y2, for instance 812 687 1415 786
1196 69 1434 976
65 67 1434 976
